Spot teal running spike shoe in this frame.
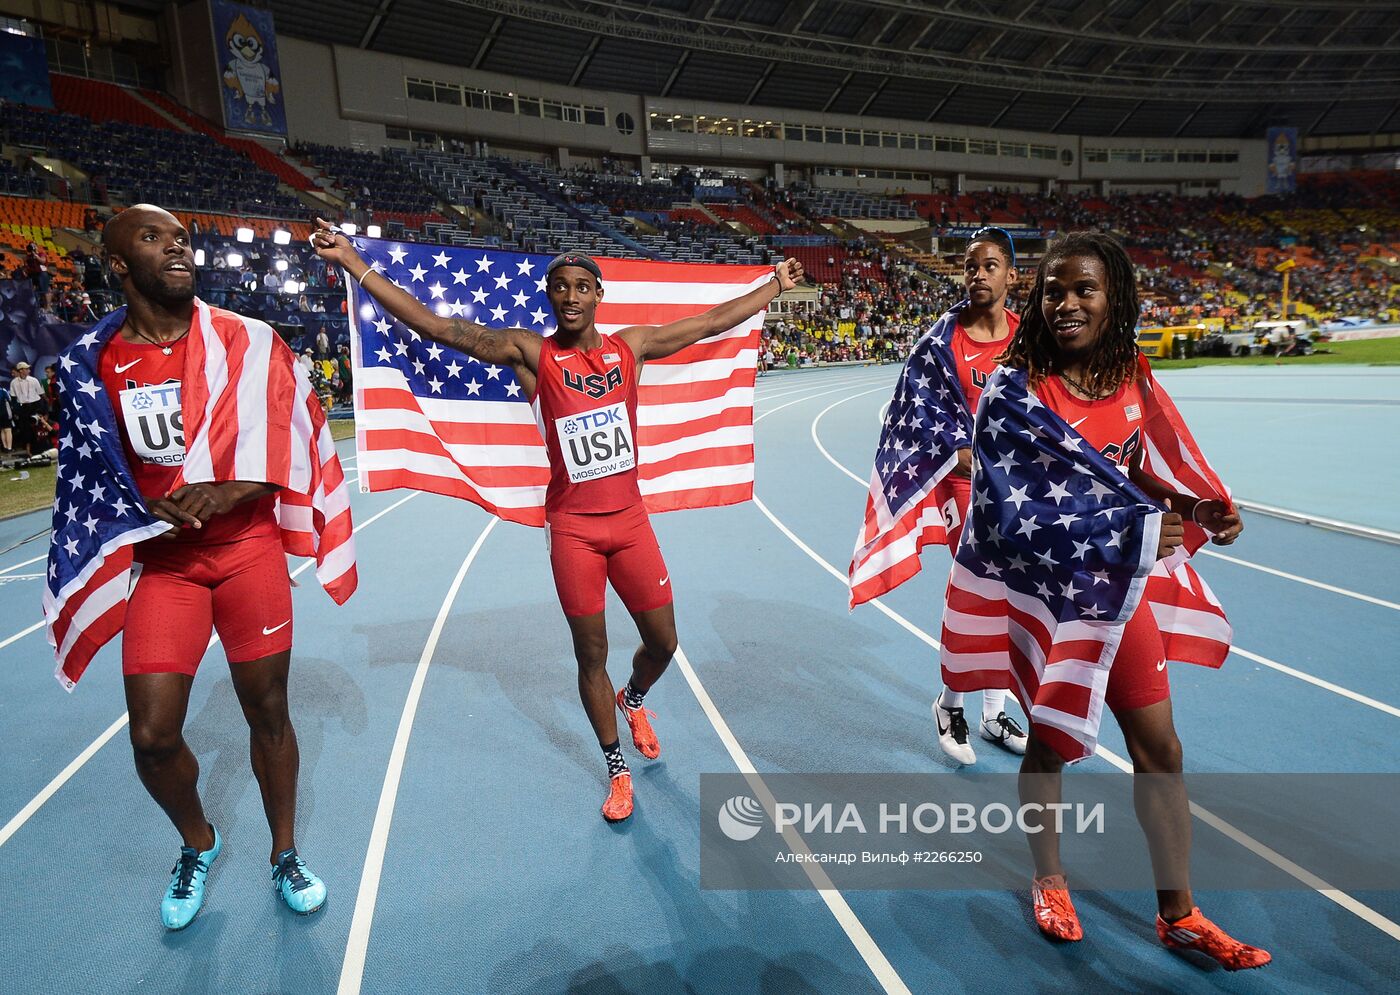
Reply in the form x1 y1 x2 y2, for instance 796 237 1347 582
161 825 221 930
272 848 327 915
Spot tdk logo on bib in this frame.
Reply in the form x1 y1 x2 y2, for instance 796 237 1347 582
556 401 635 484
118 381 186 466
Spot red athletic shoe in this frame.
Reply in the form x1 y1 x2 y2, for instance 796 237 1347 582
1032 874 1083 941
616 690 661 759
601 772 633 822
1157 907 1272 971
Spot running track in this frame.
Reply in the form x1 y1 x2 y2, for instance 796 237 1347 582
0 365 1396 994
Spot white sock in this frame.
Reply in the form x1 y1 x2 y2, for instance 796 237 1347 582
938 688 965 711
982 690 1007 723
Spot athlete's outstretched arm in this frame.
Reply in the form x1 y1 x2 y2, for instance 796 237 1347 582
621 258 803 362
309 219 542 375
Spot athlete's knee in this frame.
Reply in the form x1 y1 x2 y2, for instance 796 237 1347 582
643 631 677 663
129 721 184 763
1128 730 1183 774
572 633 609 671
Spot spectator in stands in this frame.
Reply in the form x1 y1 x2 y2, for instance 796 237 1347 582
24 242 51 309
315 326 329 358
9 361 44 454
43 364 61 419
298 348 315 375
0 381 12 453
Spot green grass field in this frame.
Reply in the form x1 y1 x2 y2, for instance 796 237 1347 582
2 337 1396 521
0 418 358 522
1152 335 1400 369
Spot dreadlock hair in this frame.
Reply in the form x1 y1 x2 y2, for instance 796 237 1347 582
1002 230 1141 397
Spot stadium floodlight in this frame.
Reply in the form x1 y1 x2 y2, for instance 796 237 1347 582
194 249 206 266
341 223 358 236
272 229 291 245
275 259 288 272
226 252 244 267
235 227 254 243
366 225 382 238
283 280 299 295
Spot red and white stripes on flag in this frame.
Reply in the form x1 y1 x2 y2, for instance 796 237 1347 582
351 256 771 526
940 358 1233 763
175 302 357 602
44 300 356 690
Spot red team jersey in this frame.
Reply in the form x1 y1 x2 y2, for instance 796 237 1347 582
99 333 277 544
952 309 1020 413
1037 374 1146 470
531 332 643 514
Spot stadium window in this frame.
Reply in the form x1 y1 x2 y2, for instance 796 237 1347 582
1001 142 1029 158
1143 149 1173 163
899 134 915 150
1030 145 1057 160
1085 148 1108 162
434 83 462 106
1178 150 1207 162
1108 149 1141 162
563 105 584 124
936 137 966 154
845 129 861 145
518 96 541 116
917 136 933 151
489 91 515 113
406 79 435 102
543 101 564 120
967 139 996 156
1208 150 1237 163
881 133 897 148
584 107 605 126
863 131 880 147
467 90 488 110
649 114 671 132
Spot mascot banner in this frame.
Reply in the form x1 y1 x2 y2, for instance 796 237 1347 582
1266 127 1297 195
210 0 286 136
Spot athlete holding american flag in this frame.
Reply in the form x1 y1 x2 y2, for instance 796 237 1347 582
312 220 802 822
943 231 1268 969
45 205 355 930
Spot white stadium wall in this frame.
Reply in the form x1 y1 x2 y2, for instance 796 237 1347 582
276 35 1267 197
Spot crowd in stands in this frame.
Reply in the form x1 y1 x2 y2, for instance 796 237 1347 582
1 72 1396 379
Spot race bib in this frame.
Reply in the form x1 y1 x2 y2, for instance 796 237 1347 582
118 382 185 465
555 401 635 484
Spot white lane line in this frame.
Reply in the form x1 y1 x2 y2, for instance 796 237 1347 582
0 493 420 850
337 518 496 995
0 621 43 653
808 389 1400 718
673 644 911 995
1195 548 1400 613
0 554 45 576
1233 500 1400 546
752 474 1400 942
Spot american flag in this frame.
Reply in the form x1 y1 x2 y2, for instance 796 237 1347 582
346 238 772 526
940 358 1233 762
849 304 972 606
43 301 356 691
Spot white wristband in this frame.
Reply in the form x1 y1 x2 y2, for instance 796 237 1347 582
1190 500 1211 527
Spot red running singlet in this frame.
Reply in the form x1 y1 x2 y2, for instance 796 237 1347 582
531 332 643 514
1037 374 1147 470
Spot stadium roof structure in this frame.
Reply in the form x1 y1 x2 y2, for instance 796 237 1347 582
260 0 1400 138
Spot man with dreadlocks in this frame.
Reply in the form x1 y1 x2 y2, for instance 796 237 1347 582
940 231 1270 970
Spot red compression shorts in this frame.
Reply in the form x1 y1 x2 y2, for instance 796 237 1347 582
122 532 294 676
1103 600 1170 714
546 503 672 618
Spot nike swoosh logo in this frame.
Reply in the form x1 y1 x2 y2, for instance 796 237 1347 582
114 359 142 373
1070 417 1088 428
659 575 669 587
556 353 576 361
262 620 291 636
1156 660 1167 672
963 353 978 362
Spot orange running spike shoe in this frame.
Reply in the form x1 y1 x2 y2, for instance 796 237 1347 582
616 690 661 759
1157 907 1272 971
602 772 633 822
1032 874 1083 941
